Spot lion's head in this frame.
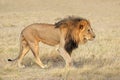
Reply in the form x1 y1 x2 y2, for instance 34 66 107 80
55 16 95 54
77 19 95 43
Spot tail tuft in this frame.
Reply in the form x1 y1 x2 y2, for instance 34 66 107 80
8 59 12 61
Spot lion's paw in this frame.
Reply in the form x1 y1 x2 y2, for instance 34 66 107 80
18 64 25 68
41 65 48 69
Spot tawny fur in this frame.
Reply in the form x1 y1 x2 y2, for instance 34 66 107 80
8 16 95 68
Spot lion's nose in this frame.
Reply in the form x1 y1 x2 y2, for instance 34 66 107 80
93 35 95 38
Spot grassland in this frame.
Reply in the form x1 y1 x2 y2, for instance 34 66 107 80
0 0 120 80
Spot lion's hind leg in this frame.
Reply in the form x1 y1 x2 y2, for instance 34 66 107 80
8 36 30 68
28 41 47 68
16 39 30 68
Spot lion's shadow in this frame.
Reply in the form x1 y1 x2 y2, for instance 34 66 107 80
41 55 65 68
41 56 95 68
23 55 96 68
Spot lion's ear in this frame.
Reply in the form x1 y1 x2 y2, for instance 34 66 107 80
79 24 84 30
79 20 87 30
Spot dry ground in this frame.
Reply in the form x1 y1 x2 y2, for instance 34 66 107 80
0 0 120 80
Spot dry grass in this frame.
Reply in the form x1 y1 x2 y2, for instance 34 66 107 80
0 0 120 80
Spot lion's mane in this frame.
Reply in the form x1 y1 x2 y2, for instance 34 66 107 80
55 16 87 55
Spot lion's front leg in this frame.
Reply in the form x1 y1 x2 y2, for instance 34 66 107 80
58 27 73 68
57 48 72 68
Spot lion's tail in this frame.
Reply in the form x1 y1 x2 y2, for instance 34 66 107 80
8 34 24 62
8 59 13 61
8 58 17 61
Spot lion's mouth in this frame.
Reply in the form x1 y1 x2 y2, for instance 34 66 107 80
88 38 94 41
84 37 94 41
83 38 88 42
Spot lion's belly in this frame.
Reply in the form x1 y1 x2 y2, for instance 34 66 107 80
40 34 60 46
41 37 60 46
37 26 60 46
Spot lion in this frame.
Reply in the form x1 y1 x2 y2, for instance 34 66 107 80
8 16 95 68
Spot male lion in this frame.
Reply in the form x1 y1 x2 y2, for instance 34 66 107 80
8 16 95 68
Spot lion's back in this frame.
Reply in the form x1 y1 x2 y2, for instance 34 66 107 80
21 23 60 45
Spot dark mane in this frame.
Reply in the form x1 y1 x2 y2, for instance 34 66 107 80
55 16 88 55
64 34 78 55
55 16 86 28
